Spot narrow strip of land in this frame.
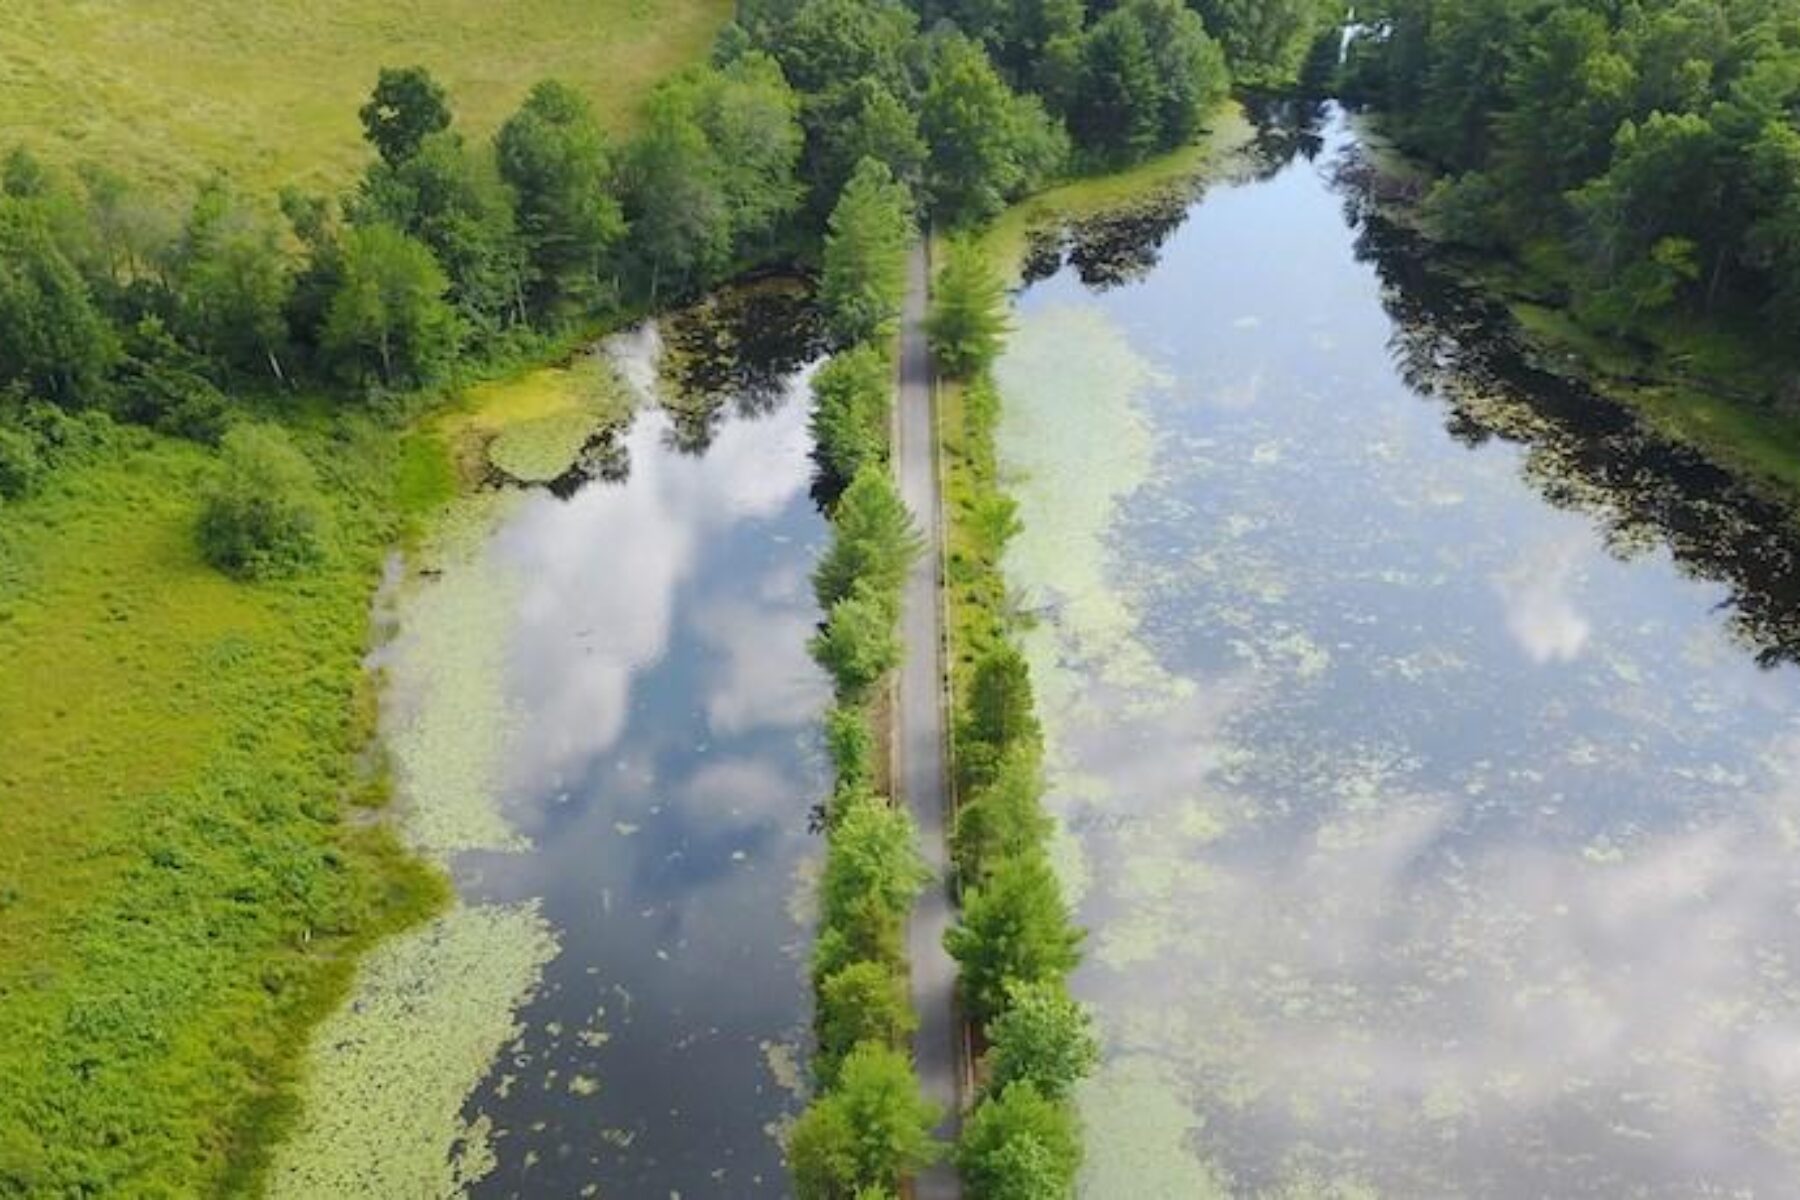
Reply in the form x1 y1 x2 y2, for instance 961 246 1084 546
897 240 963 1198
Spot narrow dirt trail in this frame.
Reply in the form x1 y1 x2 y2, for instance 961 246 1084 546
896 240 963 1199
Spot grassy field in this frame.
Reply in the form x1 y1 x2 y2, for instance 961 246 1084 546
0 416 450 1194
0 0 732 193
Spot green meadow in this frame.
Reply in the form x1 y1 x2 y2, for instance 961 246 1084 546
0 2 725 1190
0 0 731 193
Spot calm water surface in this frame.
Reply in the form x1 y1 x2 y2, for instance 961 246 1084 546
455 290 831 1196
998 104 1800 1197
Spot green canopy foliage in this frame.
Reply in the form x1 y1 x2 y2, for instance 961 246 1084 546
1346 0 1800 344
359 65 453 167
955 1081 1081 1200
496 80 626 319
196 424 329 579
927 238 1010 378
787 1042 942 1198
323 223 460 388
945 851 1082 1022
821 159 914 345
986 981 1098 1102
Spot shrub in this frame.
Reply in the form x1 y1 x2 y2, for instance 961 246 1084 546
945 851 1082 1023
811 344 894 488
816 960 917 1083
986 981 1097 1102
197 424 328 579
787 1042 942 1198
955 1081 1080 1200
0 423 43 500
811 581 902 700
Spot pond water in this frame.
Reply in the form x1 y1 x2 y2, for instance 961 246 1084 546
442 287 831 1196
996 102 1800 1197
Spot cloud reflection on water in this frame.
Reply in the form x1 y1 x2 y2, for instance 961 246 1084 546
492 388 817 802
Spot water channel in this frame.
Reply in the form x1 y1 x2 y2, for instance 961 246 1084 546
276 283 838 1200
997 102 1800 1197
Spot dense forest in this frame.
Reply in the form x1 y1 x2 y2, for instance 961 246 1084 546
0 0 1358 523
1345 0 1800 356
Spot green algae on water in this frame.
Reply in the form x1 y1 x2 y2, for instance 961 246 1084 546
1077 1056 1229 1199
383 492 527 860
485 359 633 485
268 902 559 1198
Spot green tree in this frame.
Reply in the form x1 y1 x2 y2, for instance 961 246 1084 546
926 239 1009 378
771 0 918 97
958 643 1041 789
811 345 896 487
619 92 731 300
323 224 460 388
922 36 1067 225
1192 0 1333 88
813 463 919 610
172 181 294 382
693 53 806 252
816 961 917 1079
496 80 626 317
945 851 1082 1022
821 159 913 345
197 424 328 579
808 581 901 702
822 792 927 925
354 130 526 341
986 981 1098 1101
955 1082 1081 1200
0 198 117 404
359 66 453 166
1571 110 1722 322
805 79 928 215
787 1043 942 1198
1494 6 1638 205
952 746 1051 881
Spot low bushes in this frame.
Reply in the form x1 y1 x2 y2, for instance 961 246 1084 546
933 243 1095 1199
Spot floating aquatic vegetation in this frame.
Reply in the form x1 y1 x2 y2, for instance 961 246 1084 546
382 493 527 860
1077 1056 1229 1199
998 104 1800 1197
268 903 558 1198
481 357 634 486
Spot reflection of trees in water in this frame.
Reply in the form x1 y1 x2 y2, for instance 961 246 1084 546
1022 197 1194 292
657 278 825 456
1340 169 1800 666
1023 96 1331 293
1240 92 1329 179
546 432 631 499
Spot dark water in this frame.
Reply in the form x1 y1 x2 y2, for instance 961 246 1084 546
999 103 1800 1197
459 294 831 1197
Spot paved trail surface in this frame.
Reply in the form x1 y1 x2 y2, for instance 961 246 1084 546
896 241 963 1199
